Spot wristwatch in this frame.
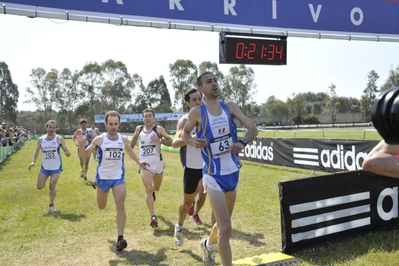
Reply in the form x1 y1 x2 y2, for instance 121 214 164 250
238 137 248 147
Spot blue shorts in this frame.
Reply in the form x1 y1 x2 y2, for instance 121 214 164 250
96 178 125 193
203 171 240 193
40 166 62 176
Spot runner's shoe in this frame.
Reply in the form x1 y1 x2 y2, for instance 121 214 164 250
200 238 215 266
150 215 158 228
83 175 87 181
193 214 203 225
80 170 84 178
116 238 128 251
188 201 195 216
49 204 56 213
174 224 183 246
92 181 97 189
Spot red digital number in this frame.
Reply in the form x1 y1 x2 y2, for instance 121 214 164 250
247 43 256 60
275 44 284 59
235 42 245 59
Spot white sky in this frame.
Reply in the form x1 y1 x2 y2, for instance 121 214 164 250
1 14 399 111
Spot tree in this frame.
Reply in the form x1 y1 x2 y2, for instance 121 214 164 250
100 60 133 112
148 76 173 113
130 74 148 114
286 93 306 124
79 62 103 121
360 70 379 122
265 96 288 123
169 59 197 109
381 65 399 91
325 83 340 123
0 62 19 124
224 65 257 115
25 68 58 123
56 68 81 133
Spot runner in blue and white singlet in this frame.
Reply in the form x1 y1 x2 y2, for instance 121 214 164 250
96 132 125 181
40 134 63 173
197 102 241 176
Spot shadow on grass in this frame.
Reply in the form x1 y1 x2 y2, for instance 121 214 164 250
293 229 399 265
108 240 169 266
44 211 86 222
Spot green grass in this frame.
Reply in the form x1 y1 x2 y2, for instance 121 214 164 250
2 128 399 266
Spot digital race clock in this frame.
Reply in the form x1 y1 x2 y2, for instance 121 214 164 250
219 33 287 65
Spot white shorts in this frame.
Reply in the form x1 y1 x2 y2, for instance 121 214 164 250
142 160 165 176
202 171 239 193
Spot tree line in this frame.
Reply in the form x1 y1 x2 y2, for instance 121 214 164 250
1 60 399 133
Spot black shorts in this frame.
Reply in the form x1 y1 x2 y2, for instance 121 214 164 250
183 167 203 194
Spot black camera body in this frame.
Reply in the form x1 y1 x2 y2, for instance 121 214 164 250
371 87 399 144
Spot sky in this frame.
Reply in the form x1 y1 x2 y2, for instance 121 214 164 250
2 14 399 111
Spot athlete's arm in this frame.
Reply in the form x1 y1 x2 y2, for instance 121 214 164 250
28 138 42 170
227 102 258 153
58 137 71 157
172 116 188 148
183 106 206 149
130 126 140 149
158 126 173 147
123 136 150 168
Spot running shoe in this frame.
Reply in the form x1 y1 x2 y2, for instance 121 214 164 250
174 224 183 246
200 238 215 266
83 175 87 181
150 215 158 228
116 238 128 251
80 170 84 178
193 214 203 225
92 181 97 189
188 201 195 216
49 204 56 213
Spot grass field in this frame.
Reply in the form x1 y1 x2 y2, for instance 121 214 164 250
2 129 399 266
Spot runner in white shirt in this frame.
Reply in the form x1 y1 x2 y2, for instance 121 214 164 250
130 108 173 228
74 110 149 252
28 120 71 213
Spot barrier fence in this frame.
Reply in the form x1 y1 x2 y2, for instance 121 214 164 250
0 137 26 164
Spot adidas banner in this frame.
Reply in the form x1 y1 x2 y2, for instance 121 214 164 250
239 138 379 173
279 170 399 253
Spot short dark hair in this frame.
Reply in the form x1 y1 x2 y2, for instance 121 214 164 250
45 120 57 128
197 72 213 86
104 110 120 124
79 118 87 124
184 88 202 111
142 108 155 117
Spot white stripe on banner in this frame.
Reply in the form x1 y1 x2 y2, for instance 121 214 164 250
291 205 370 228
293 147 319 166
291 217 371 243
293 159 320 166
293 153 319 159
293 148 318 153
289 192 370 214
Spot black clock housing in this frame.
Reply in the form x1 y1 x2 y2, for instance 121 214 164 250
219 33 287 65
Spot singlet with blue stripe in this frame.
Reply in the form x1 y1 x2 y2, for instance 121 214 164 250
197 102 241 175
138 126 163 163
40 134 62 171
179 114 203 169
82 129 91 148
96 133 125 180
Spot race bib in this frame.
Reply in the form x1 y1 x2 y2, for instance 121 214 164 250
104 148 123 160
43 149 56 159
141 144 156 156
209 133 232 158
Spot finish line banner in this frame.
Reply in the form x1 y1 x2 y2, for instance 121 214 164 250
279 170 399 253
239 138 379 173
2 1 399 37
